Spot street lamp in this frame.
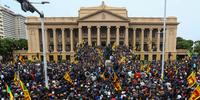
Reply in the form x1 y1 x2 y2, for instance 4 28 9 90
30 1 50 4
16 0 49 88
161 0 167 80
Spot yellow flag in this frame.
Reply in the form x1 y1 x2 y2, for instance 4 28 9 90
113 81 121 91
119 57 126 64
112 42 116 51
187 72 197 87
19 80 31 100
189 85 200 100
146 66 151 74
113 72 118 82
100 72 106 80
64 72 73 85
19 80 25 91
14 73 19 85
6 84 14 100
23 89 31 100
140 65 144 71
19 55 25 64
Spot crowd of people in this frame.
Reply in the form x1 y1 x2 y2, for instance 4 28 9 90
0 43 200 99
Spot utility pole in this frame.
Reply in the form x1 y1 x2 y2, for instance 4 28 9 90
16 0 49 88
161 0 167 80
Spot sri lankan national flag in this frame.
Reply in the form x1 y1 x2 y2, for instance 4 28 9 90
64 71 73 85
6 84 14 100
19 80 31 100
187 72 197 87
19 80 25 90
189 85 200 100
23 87 31 100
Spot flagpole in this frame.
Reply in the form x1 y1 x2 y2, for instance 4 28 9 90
161 0 167 80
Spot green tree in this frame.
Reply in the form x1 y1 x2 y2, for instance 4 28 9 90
0 38 15 61
15 39 28 50
176 37 193 50
0 38 28 62
194 40 200 56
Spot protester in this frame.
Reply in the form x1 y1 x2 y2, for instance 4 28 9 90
0 43 199 99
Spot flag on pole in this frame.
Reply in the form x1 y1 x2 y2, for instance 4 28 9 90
187 72 197 87
23 87 31 100
14 73 19 85
64 71 73 85
19 80 31 100
113 72 121 91
19 80 25 90
189 85 200 100
5 84 14 100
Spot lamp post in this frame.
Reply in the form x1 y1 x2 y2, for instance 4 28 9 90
16 0 49 88
161 0 167 80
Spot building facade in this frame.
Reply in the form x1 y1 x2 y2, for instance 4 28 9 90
0 7 5 39
0 6 26 39
26 2 178 62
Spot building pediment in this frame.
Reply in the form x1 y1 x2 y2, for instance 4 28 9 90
78 10 129 22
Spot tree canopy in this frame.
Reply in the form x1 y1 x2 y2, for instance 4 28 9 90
176 37 193 50
194 40 200 56
0 38 28 62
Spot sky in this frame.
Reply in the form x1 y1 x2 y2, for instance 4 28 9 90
1 0 200 41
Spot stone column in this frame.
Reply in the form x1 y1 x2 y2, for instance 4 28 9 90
157 29 161 52
70 28 74 52
156 53 160 61
165 29 168 52
45 28 49 52
88 26 92 46
107 26 111 45
133 28 136 51
116 26 120 46
36 29 40 53
149 28 153 52
141 28 144 52
141 53 144 60
148 53 152 61
53 28 57 52
61 28 65 52
125 26 129 47
97 26 101 46
78 27 82 44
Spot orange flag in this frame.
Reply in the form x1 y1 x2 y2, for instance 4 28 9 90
113 81 121 91
189 85 200 100
187 72 196 87
64 72 73 85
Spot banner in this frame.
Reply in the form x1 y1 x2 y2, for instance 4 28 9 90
187 72 197 87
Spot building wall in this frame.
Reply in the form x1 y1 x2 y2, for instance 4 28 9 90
0 6 26 39
15 15 26 39
26 3 178 62
0 10 4 37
